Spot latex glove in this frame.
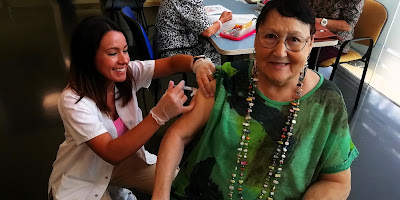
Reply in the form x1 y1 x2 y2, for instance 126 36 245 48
150 80 194 125
192 58 216 98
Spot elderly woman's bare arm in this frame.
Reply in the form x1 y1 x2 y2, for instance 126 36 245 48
201 11 232 37
302 168 351 200
152 80 216 200
316 18 351 32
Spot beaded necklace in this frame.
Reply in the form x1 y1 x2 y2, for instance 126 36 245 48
228 60 307 200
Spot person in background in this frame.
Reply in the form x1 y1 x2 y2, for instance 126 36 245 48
152 0 358 199
48 16 215 200
305 0 365 64
154 0 232 65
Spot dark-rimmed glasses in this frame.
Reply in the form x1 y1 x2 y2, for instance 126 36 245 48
257 32 310 52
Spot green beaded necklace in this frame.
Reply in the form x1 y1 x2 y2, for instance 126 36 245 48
228 60 307 200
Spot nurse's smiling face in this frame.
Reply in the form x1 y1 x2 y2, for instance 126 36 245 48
254 9 313 87
95 31 130 84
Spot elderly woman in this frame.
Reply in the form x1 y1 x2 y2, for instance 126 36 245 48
152 0 359 199
153 0 232 65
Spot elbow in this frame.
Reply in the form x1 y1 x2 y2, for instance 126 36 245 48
107 160 119 166
101 146 128 165
343 23 352 32
343 179 352 198
336 183 351 200
346 184 352 197
103 156 123 166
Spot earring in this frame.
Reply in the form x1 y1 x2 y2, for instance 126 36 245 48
250 49 256 60
300 63 308 81
252 59 259 76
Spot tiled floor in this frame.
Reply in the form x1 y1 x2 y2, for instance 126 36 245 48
1 1 400 199
341 62 400 106
321 67 400 200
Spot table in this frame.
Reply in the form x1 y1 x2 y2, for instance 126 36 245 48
308 41 338 70
204 0 259 56
204 0 338 68
144 0 161 7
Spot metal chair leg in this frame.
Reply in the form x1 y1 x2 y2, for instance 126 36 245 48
353 60 369 110
329 62 339 81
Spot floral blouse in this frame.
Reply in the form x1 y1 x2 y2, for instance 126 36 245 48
154 0 221 64
306 0 365 52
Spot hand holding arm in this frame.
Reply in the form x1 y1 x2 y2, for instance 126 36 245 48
302 168 351 200
191 57 216 98
154 54 215 98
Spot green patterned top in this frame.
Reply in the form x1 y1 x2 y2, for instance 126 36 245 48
171 59 359 200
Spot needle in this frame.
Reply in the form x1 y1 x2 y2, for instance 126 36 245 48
174 85 195 91
174 84 197 96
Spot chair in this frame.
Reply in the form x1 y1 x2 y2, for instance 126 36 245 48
120 7 154 60
104 0 148 29
317 0 387 111
121 5 138 21
119 7 157 112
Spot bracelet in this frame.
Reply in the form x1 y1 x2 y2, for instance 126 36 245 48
217 20 223 27
191 55 206 72
193 55 206 64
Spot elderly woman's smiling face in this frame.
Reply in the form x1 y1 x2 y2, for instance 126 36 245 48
254 9 313 86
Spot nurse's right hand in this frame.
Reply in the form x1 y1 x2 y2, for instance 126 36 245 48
149 80 194 126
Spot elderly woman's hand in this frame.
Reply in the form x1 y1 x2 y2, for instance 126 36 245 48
219 11 233 23
192 58 216 98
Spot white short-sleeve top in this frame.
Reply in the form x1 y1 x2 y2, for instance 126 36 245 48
48 60 157 200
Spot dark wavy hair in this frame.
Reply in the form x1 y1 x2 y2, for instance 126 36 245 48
68 16 134 114
256 0 316 35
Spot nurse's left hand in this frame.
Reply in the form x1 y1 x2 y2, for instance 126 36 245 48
192 58 216 98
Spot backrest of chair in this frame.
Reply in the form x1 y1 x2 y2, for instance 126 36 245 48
105 0 144 10
354 0 387 46
122 6 137 20
120 9 154 60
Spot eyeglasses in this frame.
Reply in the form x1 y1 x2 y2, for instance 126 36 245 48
257 32 310 52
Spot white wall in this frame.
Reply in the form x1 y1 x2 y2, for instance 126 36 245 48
369 0 400 103
351 0 400 104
